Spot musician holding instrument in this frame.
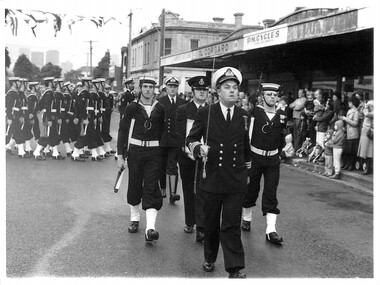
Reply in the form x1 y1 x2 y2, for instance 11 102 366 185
186 67 251 279
117 76 166 243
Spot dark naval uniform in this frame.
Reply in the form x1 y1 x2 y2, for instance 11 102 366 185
117 100 166 211
119 88 134 119
244 105 286 214
176 100 206 239
186 102 251 274
158 79 187 202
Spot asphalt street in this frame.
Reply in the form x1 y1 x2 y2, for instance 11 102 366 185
5 112 374 280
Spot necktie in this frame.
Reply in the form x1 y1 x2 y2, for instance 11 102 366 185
171 97 175 105
227 108 231 123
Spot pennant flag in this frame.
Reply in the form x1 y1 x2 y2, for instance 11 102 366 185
5 9 18 36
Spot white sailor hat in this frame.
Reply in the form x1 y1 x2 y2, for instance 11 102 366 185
105 84 111 89
76 82 83 87
159 84 166 92
81 76 93 82
92 78 99 83
261 83 280 92
123 77 134 85
8 77 20 82
28 81 39 87
164 76 181 86
212 67 242 89
63 81 71 87
97 78 106 83
139 76 157 86
43 76 55 82
54 78 63 82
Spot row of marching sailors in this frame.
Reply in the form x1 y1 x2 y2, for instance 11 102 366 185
5 76 117 161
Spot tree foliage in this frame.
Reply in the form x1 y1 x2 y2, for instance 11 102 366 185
13 54 40 81
64 69 82 83
39 62 62 80
93 50 110 79
5 47 11 68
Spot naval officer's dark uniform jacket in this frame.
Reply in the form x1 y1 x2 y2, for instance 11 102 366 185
117 100 166 211
243 105 287 215
158 95 187 176
186 102 251 273
176 101 206 230
5 89 23 144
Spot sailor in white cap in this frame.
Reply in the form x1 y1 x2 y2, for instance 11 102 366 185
186 67 251 278
117 75 166 243
119 77 135 119
241 82 286 245
158 76 187 202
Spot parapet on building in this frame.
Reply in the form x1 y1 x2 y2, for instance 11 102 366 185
121 11 261 94
161 7 374 99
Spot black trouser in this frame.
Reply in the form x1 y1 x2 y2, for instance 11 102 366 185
101 113 112 143
243 152 281 215
203 190 245 273
127 145 163 211
178 161 205 230
159 146 179 188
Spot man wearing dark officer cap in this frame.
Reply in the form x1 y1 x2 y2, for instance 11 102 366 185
158 76 187 201
176 75 209 242
186 67 251 278
119 77 135 119
241 82 287 245
117 76 166 243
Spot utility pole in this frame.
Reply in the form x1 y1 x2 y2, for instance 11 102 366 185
159 8 165 86
84 40 97 76
126 9 133 78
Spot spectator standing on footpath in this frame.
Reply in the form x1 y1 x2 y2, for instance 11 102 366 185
289 89 306 150
339 96 360 171
357 100 373 175
330 120 346 179
186 67 251 278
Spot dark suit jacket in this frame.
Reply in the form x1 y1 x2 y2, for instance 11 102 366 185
176 101 206 165
186 103 251 194
159 95 187 147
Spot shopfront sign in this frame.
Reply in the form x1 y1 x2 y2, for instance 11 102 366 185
243 24 288 50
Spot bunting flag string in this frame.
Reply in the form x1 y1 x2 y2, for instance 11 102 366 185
5 8 124 37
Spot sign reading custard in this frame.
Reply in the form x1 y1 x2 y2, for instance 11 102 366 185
244 24 288 50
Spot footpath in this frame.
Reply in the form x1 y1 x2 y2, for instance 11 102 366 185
283 158 373 195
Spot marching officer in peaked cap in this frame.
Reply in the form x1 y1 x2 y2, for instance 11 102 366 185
60 81 76 156
241 82 287 245
117 76 166 243
32 76 55 160
119 77 135 119
158 76 187 201
176 75 209 242
186 67 251 278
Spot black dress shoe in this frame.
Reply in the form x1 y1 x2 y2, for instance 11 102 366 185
203 261 214 272
241 220 251 232
184 225 194 233
128 221 139 233
79 153 88 159
228 271 246 278
19 153 32 158
145 229 159 242
34 155 46 161
52 154 65 160
91 156 104 161
71 156 85 162
109 150 116 154
169 194 180 204
101 152 111 158
266 232 283 244
196 231 205 243
66 152 72 157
